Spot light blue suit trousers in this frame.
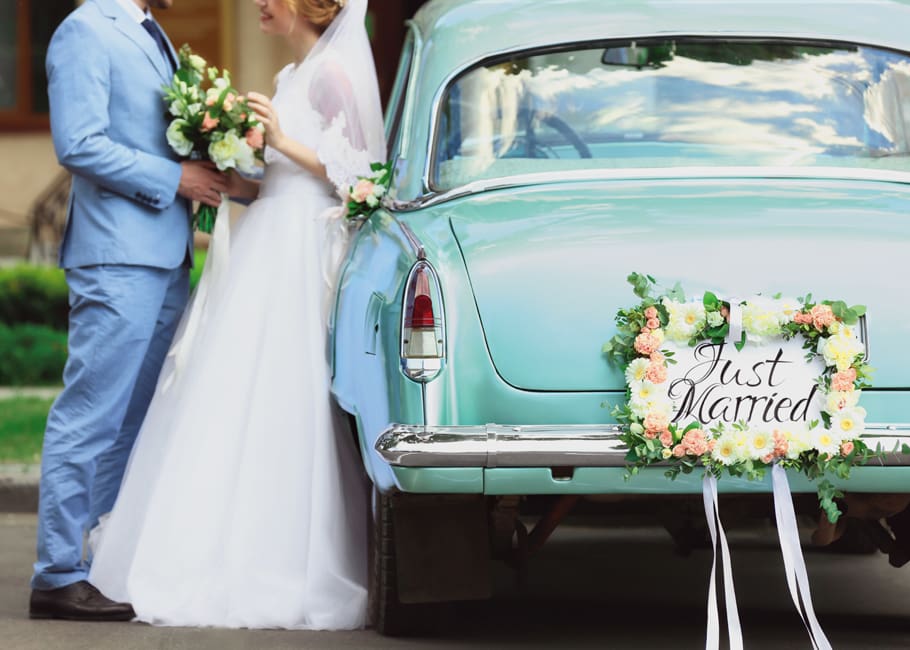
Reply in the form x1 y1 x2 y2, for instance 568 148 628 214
32 265 187 589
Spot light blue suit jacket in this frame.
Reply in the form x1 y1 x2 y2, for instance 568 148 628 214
46 0 192 270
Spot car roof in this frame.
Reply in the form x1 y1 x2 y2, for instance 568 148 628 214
412 0 910 71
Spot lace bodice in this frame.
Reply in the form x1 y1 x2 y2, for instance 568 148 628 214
262 54 373 199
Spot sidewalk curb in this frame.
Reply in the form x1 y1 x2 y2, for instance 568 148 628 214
0 466 39 513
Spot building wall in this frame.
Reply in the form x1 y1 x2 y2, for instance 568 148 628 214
0 0 425 260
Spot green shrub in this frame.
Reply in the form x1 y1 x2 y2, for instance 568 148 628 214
0 323 68 385
0 252 207 330
0 265 69 329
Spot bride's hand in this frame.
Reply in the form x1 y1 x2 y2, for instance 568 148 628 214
246 92 286 152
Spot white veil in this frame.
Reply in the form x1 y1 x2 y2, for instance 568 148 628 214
306 0 387 321
309 0 386 193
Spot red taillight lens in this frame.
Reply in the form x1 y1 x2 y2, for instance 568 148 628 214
410 294 435 328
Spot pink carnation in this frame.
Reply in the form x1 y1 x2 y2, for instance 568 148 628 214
645 362 668 384
810 304 836 331
793 311 813 325
672 444 686 458
643 430 657 440
634 332 661 356
761 453 774 464
659 430 674 447
650 351 664 364
831 368 857 392
643 412 669 433
644 306 659 320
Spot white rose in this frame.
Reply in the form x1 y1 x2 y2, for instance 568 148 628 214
168 99 183 117
188 54 207 73
208 131 243 171
166 119 193 156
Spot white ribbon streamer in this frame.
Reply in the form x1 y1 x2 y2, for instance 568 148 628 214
772 464 833 650
726 295 745 348
703 475 743 650
161 196 231 392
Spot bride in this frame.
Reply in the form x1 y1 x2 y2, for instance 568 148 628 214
89 0 385 629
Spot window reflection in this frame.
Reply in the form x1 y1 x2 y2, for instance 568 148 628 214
434 40 910 189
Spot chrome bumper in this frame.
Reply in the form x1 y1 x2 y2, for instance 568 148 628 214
375 424 910 468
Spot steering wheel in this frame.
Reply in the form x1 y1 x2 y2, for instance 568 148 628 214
540 114 592 159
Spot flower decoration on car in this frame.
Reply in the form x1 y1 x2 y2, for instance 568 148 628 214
162 44 265 233
602 272 878 522
345 161 391 221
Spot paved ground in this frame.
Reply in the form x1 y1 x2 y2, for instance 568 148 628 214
1 512 909 649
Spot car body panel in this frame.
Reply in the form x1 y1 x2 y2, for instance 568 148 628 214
330 0 910 499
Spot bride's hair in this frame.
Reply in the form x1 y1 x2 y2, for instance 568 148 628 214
286 0 343 30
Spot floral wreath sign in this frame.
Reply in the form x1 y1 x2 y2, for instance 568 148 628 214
602 273 874 650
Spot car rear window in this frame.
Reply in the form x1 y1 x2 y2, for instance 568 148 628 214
432 39 910 190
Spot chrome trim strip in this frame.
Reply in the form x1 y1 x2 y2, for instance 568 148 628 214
397 220 426 260
398 166 910 212
375 423 910 468
859 313 870 362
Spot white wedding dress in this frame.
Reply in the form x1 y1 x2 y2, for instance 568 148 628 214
88 26 382 629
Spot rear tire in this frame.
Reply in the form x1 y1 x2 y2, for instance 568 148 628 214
368 488 420 636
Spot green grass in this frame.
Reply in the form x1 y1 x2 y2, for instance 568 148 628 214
0 396 52 464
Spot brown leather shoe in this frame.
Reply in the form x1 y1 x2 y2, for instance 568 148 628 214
29 581 135 621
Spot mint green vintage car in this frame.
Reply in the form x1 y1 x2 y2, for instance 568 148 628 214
329 0 910 634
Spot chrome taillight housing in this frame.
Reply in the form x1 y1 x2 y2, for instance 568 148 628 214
400 260 445 382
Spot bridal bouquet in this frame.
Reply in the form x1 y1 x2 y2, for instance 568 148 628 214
162 45 265 233
346 162 392 220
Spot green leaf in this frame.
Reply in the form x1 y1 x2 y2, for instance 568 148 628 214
733 330 746 352
703 291 719 309
902 444 910 455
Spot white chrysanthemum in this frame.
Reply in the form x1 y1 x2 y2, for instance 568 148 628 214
786 425 812 459
830 407 866 441
811 427 841 456
822 389 860 415
165 119 193 156
625 358 650 385
629 381 672 419
664 299 705 343
711 432 741 466
747 429 774 459
776 298 801 325
742 302 782 341
817 332 864 372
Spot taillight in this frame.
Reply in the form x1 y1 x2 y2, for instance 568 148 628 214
401 261 445 381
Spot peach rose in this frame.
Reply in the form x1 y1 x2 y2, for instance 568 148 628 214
351 179 375 203
761 453 774 464
646 317 660 330
644 306 658 320
650 351 664 364
245 127 264 150
841 441 855 456
201 112 220 132
643 430 657 440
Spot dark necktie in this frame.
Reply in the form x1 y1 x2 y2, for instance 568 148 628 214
141 18 175 72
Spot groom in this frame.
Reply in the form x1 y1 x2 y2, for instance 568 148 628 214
29 0 228 621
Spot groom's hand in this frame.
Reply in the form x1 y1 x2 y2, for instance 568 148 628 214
178 161 229 207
